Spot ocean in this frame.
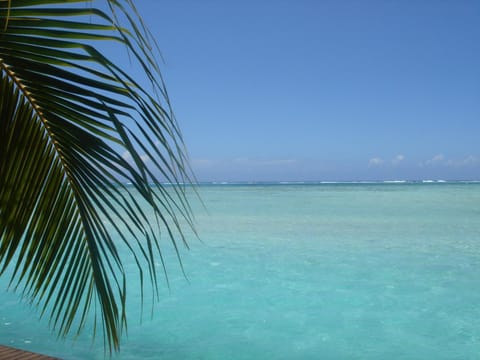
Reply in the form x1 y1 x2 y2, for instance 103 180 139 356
1 182 480 359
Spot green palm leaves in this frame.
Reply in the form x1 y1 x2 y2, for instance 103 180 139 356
0 0 193 352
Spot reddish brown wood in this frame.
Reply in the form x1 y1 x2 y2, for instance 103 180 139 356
0 345 59 360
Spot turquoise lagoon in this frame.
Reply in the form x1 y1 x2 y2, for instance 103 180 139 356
1 182 480 359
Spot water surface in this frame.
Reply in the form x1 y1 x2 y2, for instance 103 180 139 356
1 183 480 359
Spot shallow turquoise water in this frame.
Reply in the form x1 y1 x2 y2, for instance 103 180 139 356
2 183 480 359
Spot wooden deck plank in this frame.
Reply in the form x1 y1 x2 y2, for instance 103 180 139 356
0 345 59 360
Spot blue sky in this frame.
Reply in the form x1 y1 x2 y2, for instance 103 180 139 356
132 1 479 181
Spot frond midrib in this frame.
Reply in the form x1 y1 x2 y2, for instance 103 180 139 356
0 57 77 194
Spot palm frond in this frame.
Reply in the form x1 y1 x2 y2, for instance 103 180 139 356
0 0 194 352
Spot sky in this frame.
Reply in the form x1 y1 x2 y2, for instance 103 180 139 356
131 0 479 181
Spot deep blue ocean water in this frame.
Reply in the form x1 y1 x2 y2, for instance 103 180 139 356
1 182 480 359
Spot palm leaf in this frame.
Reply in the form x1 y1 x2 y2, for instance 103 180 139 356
0 0 194 352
